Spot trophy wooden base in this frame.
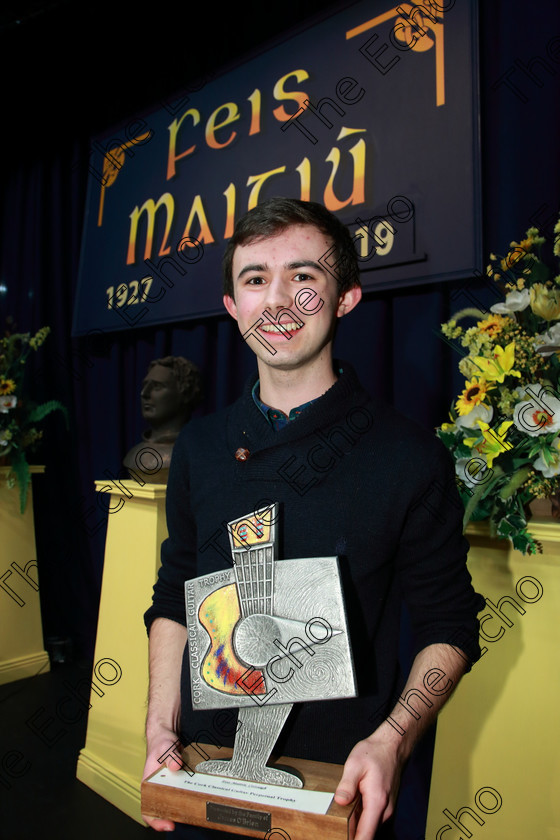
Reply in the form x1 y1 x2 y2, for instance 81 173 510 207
141 743 360 839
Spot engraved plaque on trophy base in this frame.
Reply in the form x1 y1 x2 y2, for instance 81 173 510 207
141 743 360 840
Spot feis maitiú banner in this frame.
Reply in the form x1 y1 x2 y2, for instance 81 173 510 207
72 0 480 336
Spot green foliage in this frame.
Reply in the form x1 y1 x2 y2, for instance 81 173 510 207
28 400 69 427
437 217 560 554
9 449 31 514
0 322 67 513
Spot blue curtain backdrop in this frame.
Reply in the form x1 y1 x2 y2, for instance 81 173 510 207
1 0 559 662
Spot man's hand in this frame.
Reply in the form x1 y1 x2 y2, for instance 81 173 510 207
334 722 404 840
142 618 189 832
142 726 186 831
335 642 471 838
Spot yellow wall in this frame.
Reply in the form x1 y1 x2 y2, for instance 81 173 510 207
427 519 560 840
0 466 50 684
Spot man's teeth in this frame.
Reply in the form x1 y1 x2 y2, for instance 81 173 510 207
260 322 303 333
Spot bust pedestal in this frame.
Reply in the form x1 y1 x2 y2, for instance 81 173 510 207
76 480 167 824
426 519 560 839
0 466 50 684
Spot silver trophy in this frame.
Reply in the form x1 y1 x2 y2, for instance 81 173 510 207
184 503 356 788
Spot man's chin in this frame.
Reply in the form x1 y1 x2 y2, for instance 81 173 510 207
253 340 333 373
255 350 314 372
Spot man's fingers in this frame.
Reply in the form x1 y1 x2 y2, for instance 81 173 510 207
334 766 359 804
354 798 381 840
141 814 175 832
165 754 185 772
142 738 185 831
141 763 176 830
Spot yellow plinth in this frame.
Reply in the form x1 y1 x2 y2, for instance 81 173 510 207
0 466 50 685
76 480 167 824
426 518 560 840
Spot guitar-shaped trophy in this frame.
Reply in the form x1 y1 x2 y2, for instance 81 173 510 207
142 504 359 838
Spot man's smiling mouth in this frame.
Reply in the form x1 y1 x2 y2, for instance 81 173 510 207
260 321 303 334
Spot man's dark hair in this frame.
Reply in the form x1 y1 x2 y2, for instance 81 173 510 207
222 197 360 298
148 356 203 415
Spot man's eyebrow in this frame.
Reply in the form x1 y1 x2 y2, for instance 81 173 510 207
284 260 326 274
236 259 327 281
236 263 268 280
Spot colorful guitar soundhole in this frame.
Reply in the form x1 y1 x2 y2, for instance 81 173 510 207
199 584 266 695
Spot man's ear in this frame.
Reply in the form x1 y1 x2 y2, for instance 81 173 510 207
223 294 238 321
336 285 362 318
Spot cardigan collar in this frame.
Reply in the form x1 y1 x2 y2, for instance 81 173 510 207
227 361 371 455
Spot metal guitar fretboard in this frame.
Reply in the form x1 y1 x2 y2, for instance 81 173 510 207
233 544 274 617
228 504 277 619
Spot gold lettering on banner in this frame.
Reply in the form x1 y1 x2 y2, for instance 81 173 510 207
247 89 262 136
205 102 240 150
246 166 287 210
125 136 371 259
223 183 237 239
323 136 366 212
181 195 215 244
165 68 310 184
167 108 201 179
272 69 310 122
127 193 174 264
295 158 311 202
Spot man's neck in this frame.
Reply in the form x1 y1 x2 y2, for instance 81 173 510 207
256 355 338 416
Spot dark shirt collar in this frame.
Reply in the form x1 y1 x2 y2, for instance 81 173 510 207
251 366 344 431
251 380 317 430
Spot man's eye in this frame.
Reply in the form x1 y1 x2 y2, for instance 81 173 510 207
247 276 265 285
294 273 312 282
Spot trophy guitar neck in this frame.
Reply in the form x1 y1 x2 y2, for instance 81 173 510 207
196 505 303 787
234 542 274 618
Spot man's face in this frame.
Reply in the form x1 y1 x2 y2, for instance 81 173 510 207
224 225 361 372
140 364 184 426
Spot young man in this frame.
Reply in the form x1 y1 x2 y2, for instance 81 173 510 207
142 198 483 839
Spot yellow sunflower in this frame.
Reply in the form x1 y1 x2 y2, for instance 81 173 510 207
500 238 533 272
0 379 16 395
476 314 508 338
456 378 492 416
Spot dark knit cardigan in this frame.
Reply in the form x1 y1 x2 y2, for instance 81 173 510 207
144 362 483 764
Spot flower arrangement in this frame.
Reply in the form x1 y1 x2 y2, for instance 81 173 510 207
0 321 67 512
437 215 560 554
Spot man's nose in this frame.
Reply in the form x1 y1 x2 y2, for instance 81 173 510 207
263 277 294 312
141 383 152 397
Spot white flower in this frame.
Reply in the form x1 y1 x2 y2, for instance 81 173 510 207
0 395 17 413
456 402 493 429
534 323 560 357
513 384 560 436
490 288 530 313
533 438 560 477
455 456 491 488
